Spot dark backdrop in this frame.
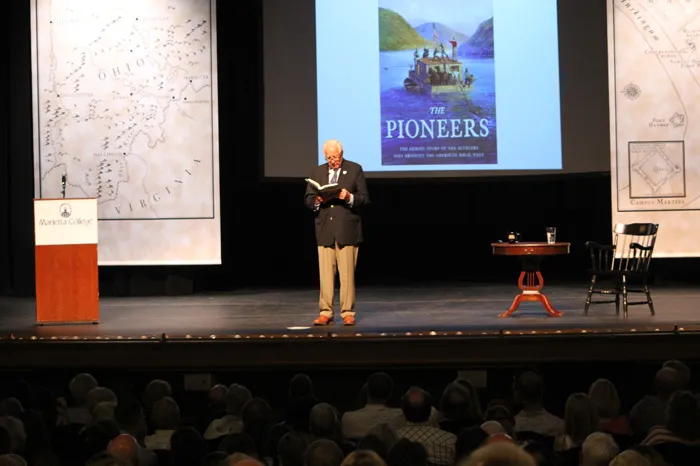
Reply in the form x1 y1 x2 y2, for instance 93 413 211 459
1 0 698 297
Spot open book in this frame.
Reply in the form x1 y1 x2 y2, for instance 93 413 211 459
305 178 340 194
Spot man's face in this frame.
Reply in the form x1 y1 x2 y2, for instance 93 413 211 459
325 147 343 169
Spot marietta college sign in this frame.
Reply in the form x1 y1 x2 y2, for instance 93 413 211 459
34 199 98 246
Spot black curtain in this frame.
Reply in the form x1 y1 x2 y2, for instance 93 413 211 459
2 0 35 296
0 0 10 294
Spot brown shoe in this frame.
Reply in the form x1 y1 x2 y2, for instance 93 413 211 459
314 315 333 326
343 315 355 326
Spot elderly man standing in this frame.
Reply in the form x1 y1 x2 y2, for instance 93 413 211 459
304 139 369 326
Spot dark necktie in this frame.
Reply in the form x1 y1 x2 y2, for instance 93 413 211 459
330 169 339 184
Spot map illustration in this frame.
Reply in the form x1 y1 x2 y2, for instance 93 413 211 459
629 141 685 199
611 0 700 212
31 0 217 220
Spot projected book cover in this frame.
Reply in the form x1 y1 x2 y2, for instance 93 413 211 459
378 0 496 165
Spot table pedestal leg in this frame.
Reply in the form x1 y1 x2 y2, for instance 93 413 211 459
499 266 563 318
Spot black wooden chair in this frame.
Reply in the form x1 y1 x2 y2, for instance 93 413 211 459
584 223 659 317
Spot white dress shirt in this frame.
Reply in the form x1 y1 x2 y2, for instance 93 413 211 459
314 167 353 209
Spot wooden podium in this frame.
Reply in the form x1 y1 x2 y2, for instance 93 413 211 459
34 198 99 325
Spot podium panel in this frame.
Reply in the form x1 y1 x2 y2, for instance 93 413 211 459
34 198 99 324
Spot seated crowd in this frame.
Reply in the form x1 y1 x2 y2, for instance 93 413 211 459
0 360 698 465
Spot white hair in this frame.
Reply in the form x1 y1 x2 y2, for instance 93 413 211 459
609 450 651 466
481 420 506 436
581 432 618 466
323 139 343 155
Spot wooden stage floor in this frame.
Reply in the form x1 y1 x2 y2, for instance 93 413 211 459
0 284 699 369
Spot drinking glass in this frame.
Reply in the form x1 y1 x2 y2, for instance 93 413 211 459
546 227 556 244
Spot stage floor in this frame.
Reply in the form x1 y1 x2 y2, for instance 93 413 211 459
0 284 699 369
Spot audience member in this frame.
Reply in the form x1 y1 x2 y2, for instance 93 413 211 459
305 439 344 466
453 379 484 421
0 454 26 466
204 383 251 441
438 383 481 435
86 388 118 414
480 421 505 437
387 438 427 466
208 384 229 416
454 425 488 463
144 397 180 451
277 432 309 466
355 435 388 462
662 360 691 389
342 373 402 439
340 450 386 466
581 432 619 466
0 362 696 466
0 400 22 420
0 418 25 455
609 450 651 466
106 434 139 464
170 427 206 466
554 393 598 451
365 423 398 453
629 367 684 438
397 387 456 465
589 378 631 436
513 371 564 437
242 398 275 460
640 390 700 445
142 380 172 412
66 373 98 425
462 442 536 466
484 404 514 436
85 452 130 466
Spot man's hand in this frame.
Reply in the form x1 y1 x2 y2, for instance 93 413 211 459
315 195 324 204
339 189 351 201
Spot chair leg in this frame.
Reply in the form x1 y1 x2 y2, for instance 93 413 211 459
621 275 629 318
644 280 655 316
584 275 596 315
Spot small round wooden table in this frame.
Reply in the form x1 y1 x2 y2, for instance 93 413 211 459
491 242 570 318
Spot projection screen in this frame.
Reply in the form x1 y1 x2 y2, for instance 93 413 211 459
263 0 611 178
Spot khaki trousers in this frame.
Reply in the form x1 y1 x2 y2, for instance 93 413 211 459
318 242 359 317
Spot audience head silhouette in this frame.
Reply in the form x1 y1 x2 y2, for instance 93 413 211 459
366 373 393 405
340 450 386 466
310 403 340 439
563 393 599 446
462 442 535 466
609 450 651 466
665 390 700 441
226 384 252 416
662 359 691 389
105 434 138 463
387 438 427 466
278 432 309 466
581 432 619 466
654 367 684 400
290 374 315 400
151 396 180 430
514 371 544 407
305 439 344 466
69 373 98 406
588 378 621 420
401 387 432 424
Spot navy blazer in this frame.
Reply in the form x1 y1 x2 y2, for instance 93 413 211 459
304 159 370 247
